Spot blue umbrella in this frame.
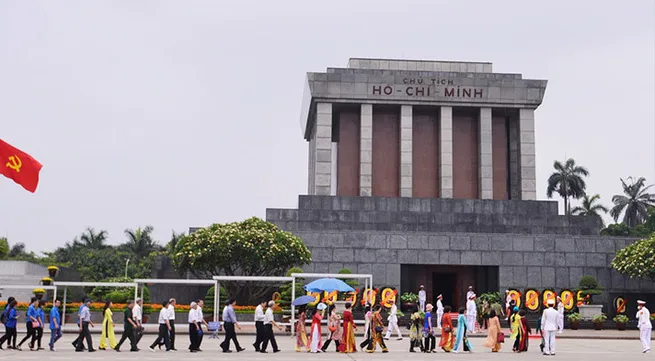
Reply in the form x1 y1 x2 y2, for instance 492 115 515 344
304 278 355 293
292 295 317 306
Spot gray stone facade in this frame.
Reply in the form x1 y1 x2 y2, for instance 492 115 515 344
266 196 655 307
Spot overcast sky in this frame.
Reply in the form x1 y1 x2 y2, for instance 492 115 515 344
1 1 654 253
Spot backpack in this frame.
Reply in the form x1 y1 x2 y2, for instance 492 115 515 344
0 309 7 324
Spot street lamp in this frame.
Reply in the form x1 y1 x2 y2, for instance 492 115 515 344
125 259 130 278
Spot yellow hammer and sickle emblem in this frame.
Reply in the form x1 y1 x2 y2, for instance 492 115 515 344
6 155 22 173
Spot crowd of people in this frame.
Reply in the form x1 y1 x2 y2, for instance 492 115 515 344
0 289 651 355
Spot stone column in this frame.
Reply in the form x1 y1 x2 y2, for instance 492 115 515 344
479 108 493 199
312 102 332 195
519 108 537 200
360 104 373 196
439 106 453 198
400 105 413 197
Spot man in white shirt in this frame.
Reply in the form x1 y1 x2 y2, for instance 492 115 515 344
196 300 208 351
466 286 475 302
261 301 282 353
253 300 266 351
167 298 177 351
556 296 564 334
384 299 402 340
132 298 144 347
465 294 477 334
637 300 652 353
188 302 201 352
541 299 559 356
436 294 444 329
149 300 171 352
418 286 426 312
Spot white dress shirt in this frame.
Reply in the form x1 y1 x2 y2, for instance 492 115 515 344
637 307 652 329
188 308 198 323
467 291 475 301
158 308 169 324
264 307 274 325
436 300 444 312
167 304 175 320
557 302 564 314
541 307 559 331
196 306 204 323
132 304 142 322
255 305 265 322
418 290 426 301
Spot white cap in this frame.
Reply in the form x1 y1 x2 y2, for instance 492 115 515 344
419 285 424 288
547 299 555 305
437 294 443 299
638 300 646 305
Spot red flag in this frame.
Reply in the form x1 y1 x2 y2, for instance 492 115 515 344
0 139 43 193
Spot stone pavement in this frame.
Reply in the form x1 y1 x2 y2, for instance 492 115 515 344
0 335 649 360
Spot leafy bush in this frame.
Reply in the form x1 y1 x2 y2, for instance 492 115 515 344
592 313 607 323
577 275 603 303
611 234 655 279
613 314 629 323
204 285 228 311
567 312 582 322
400 292 418 303
278 267 304 307
90 277 150 303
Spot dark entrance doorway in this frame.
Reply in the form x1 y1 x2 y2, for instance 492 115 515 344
434 272 456 308
401 264 499 310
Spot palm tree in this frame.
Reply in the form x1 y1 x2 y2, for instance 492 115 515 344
123 226 159 260
571 194 609 226
79 228 108 249
546 158 589 215
167 231 184 255
610 177 655 227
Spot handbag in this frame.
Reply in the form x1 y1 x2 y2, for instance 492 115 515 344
328 325 337 332
443 326 452 333
375 326 383 333
31 321 40 328
497 332 505 343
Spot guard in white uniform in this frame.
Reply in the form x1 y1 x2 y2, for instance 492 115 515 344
466 286 474 302
541 299 559 355
465 294 477 334
556 296 564 334
436 295 444 329
418 286 427 312
637 300 652 353
384 299 402 340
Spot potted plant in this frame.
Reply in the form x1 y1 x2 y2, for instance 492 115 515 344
400 292 419 312
613 314 629 331
33 288 46 300
567 312 582 330
41 277 53 286
592 313 607 330
47 266 59 278
577 275 604 319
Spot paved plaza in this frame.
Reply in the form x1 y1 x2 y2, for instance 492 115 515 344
0 335 648 360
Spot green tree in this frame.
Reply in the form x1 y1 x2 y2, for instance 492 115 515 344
172 217 312 303
610 177 655 227
279 267 304 307
0 237 9 260
546 158 589 215
122 226 161 260
79 228 108 249
611 234 655 279
571 194 609 226
166 231 184 254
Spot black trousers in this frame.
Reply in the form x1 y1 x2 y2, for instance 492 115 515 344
0 326 17 348
261 324 278 352
360 326 371 349
169 320 175 349
423 333 435 351
18 322 36 347
151 324 170 351
75 322 93 351
322 331 340 351
135 325 143 345
35 327 43 348
116 326 136 351
253 321 264 351
188 324 199 351
220 322 241 351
